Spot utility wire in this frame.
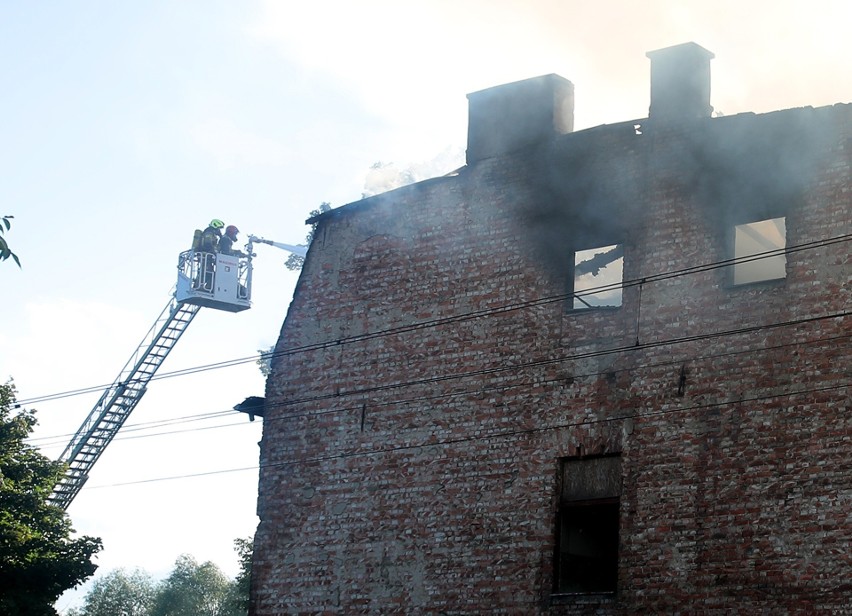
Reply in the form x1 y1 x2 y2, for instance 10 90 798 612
30 416 250 450
52 308 849 488
20 306 852 462
256 384 851 469
106 420 255 442
14 232 851 408
251 309 850 412
240 232 852 365
27 327 850 445
21 230 846 497
26 410 236 446
82 380 849 491
258 329 852 424
17 354 264 405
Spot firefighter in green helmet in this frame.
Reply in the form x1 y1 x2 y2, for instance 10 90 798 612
195 219 224 291
200 218 225 253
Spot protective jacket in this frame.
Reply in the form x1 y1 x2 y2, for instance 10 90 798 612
218 234 235 255
218 233 246 257
200 226 221 252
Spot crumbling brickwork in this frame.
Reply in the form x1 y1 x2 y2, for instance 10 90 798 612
252 45 851 614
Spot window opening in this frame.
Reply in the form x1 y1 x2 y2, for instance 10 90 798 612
732 217 786 285
555 456 621 595
572 244 623 309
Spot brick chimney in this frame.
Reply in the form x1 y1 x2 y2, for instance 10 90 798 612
646 42 714 120
466 74 574 164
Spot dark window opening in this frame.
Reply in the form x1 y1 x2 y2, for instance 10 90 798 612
554 455 621 595
556 500 619 593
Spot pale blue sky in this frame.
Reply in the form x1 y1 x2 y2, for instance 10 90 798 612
1 1 849 611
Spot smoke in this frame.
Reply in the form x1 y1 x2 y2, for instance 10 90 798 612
518 102 839 284
515 122 644 279
684 108 835 226
362 147 464 198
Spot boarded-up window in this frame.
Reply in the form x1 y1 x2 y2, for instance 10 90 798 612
555 456 621 594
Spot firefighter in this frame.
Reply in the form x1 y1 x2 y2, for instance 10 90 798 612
218 225 247 257
197 219 224 291
200 219 225 252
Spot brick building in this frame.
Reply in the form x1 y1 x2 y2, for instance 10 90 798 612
252 43 851 614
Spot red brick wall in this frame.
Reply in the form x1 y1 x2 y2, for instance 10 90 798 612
252 104 851 614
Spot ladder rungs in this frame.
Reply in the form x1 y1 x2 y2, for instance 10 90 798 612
50 298 201 509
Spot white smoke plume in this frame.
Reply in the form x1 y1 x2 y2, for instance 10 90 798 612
362 146 464 198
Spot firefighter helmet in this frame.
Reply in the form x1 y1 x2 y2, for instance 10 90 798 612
209 219 225 229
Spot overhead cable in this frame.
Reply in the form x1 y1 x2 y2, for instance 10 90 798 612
82 380 849 492
15 231 851 407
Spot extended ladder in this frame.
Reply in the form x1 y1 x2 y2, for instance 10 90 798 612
49 298 201 509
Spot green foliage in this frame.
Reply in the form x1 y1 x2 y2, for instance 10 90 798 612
256 346 274 377
0 382 102 615
77 568 156 616
227 537 253 614
150 555 232 616
284 202 331 271
72 539 252 616
1 215 21 267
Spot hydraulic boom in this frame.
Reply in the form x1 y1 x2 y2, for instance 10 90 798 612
49 244 255 509
49 232 302 510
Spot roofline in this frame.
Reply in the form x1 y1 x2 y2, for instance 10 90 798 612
305 172 462 225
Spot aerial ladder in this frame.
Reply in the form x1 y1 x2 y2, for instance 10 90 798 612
49 235 305 510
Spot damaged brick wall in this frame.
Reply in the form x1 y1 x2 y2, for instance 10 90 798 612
252 101 851 614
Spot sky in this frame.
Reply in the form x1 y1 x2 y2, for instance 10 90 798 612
1 1 850 612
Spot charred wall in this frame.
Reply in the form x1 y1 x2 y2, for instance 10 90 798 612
252 94 851 613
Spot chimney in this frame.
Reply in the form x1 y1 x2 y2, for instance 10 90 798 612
646 42 714 120
466 74 574 165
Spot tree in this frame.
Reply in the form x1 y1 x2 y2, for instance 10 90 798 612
75 568 156 616
1 215 21 267
0 382 102 615
256 347 274 377
72 539 251 616
150 554 232 616
284 202 331 271
224 537 253 615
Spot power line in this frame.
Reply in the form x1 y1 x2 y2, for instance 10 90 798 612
251 232 852 363
17 354 264 406
14 231 851 408
28 327 849 447
254 309 850 412
81 380 848 491
31 415 253 450
27 409 237 447
108 419 255 442
257 329 852 424
87 464 258 489
20 306 851 466
18 250 850 466
58 313 848 490
260 383 851 469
